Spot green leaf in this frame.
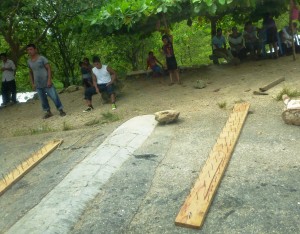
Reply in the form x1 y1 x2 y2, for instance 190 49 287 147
204 0 213 7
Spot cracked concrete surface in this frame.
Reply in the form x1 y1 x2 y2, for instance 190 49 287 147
5 115 157 234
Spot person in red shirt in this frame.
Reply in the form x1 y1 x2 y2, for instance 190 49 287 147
146 51 164 77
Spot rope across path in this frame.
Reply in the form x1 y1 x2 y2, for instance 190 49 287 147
7 115 157 234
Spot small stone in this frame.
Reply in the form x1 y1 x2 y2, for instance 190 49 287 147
65 85 79 93
194 80 207 89
154 110 180 124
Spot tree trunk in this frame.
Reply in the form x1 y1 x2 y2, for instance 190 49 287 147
290 0 297 61
210 18 217 39
131 48 139 71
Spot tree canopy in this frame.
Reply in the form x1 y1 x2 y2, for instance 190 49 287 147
87 0 291 35
0 0 296 90
0 0 98 64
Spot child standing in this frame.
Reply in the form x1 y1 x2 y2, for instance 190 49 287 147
161 34 180 85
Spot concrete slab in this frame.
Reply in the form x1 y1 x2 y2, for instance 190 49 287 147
6 115 157 234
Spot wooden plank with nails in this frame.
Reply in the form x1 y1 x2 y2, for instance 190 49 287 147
0 139 63 196
175 103 250 229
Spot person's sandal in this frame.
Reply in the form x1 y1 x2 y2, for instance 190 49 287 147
111 103 117 110
43 111 53 119
59 110 66 117
83 106 93 112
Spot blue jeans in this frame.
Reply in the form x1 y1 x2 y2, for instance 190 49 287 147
36 86 63 112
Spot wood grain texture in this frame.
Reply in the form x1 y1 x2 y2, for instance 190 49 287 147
0 139 63 196
175 103 250 229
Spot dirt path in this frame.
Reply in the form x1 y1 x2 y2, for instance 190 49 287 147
0 56 300 233
0 56 299 139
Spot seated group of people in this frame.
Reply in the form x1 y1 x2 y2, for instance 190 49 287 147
212 21 300 64
279 22 300 55
212 26 249 64
79 57 117 112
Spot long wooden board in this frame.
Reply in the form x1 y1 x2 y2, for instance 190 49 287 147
175 103 250 229
126 70 152 77
0 139 63 196
259 77 285 92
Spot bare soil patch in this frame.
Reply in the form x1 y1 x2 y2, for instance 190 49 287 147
0 55 299 139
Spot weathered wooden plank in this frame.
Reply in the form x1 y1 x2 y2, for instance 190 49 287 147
259 77 285 92
126 70 152 77
175 103 250 229
0 139 63 196
253 91 269 95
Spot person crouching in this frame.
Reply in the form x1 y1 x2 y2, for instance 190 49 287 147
83 56 117 112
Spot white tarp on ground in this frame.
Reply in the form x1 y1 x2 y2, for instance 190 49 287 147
0 92 36 105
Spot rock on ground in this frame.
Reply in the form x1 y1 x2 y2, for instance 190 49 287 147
154 110 180 124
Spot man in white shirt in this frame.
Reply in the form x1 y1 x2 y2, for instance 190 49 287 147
83 56 117 112
228 26 247 60
243 21 261 59
1 53 17 106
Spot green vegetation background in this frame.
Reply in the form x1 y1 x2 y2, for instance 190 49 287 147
0 13 291 93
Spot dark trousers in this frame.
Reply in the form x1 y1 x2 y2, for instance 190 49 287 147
231 48 247 60
1 80 17 104
84 84 114 101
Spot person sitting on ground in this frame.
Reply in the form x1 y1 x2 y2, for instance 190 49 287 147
83 56 117 112
243 21 261 59
80 57 93 90
146 51 164 77
280 22 299 55
228 26 247 61
212 28 231 63
0 53 17 106
161 34 181 85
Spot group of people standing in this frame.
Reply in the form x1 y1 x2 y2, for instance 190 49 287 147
1 44 118 119
1 44 66 119
80 33 182 113
212 14 300 64
0 32 184 118
1 16 298 118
